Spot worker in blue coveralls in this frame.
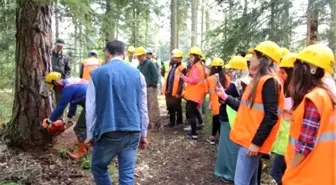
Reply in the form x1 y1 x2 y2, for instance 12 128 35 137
44 71 88 160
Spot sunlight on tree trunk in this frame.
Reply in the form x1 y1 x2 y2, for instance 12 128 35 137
8 0 53 148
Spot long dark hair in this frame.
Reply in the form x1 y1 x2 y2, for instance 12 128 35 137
290 61 336 110
209 66 228 88
247 51 281 108
191 54 201 64
281 67 293 97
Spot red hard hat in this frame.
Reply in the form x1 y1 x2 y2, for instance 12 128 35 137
48 120 65 136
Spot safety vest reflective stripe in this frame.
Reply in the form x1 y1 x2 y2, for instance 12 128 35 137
240 100 283 115
289 132 336 146
209 87 215 93
83 63 101 67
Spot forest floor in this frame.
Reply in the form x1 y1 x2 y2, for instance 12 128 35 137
0 95 273 185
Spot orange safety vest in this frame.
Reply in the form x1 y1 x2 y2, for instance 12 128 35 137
183 62 206 103
162 64 185 96
230 75 284 153
282 88 336 185
82 58 103 81
207 75 221 115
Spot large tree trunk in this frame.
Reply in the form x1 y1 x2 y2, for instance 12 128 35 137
191 0 198 46
8 0 53 148
200 0 204 49
307 0 318 45
104 0 116 44
54 0 59 39
328 0 336 53
170 0 177 51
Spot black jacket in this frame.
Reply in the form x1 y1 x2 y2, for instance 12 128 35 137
220 78 279 147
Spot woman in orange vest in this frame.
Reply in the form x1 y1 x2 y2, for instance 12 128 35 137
282 44 336 185
206 57 227 145
181 47 206 140
214 56 249 183
269 53 296 185
218 41 284 185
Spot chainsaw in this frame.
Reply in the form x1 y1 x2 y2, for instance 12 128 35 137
41 119 73 136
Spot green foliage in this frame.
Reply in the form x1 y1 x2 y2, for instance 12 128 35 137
56 147 69 159
206 0 305 60
0 1 15 89
80 155 91 170
0 182 21 185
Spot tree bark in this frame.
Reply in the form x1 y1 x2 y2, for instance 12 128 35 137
191 0 198 46
8 0 53 148
307 0 318 45
328 0 336 53
54 0 59 39
170 0 177 51
200 0 204 49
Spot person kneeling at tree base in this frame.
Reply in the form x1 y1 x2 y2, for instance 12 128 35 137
43 72 89 160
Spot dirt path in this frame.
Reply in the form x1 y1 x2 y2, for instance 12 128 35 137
52 95 225 185
0 95 272 185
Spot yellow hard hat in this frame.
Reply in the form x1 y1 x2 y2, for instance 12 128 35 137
245 54 253 61
188 47 203 56
296 44 332 72
225 56 248 70
253 41 281 64
172 49 184 58
279 53 297 68
134 47 147 56
45 72 62 90
319 44 335 73
128 46 135 53
279 47 290 59
211 57 224 67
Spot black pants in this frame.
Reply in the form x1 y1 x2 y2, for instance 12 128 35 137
211 115 220 136
258 159 262 185
165 94 183 125
186 100 199 135
185 103 203 124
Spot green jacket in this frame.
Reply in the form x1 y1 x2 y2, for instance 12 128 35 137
137 59 159 87
51 50 71 79
271 119 290 155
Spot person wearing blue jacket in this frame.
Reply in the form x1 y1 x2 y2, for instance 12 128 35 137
44 72 88 159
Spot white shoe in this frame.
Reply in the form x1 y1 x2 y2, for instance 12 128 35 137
183 125 191 131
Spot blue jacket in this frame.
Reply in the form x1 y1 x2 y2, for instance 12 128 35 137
90 59 142 140
49 79 87 121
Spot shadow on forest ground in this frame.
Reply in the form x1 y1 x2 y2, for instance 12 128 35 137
0 95 273 185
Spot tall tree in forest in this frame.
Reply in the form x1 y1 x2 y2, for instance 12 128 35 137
307 0 318 45
191 0 198 46
170 0 178 51
8 0 53 147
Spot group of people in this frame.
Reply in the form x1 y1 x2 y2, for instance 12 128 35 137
166 41 336 185
43 38 336 185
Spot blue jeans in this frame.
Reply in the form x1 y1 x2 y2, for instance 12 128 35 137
234 147 262 185
270 154 286 185
91 131 141 185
